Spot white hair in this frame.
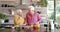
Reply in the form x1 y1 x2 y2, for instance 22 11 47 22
28 6 34 10
16 9 22 13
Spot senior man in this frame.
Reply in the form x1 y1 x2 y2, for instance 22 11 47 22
26 6 42 25
26 6 42 32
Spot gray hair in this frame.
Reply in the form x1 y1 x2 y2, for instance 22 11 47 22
28 6 34 10
16 9 22 13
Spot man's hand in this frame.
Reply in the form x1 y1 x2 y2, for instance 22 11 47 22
36 22 40 24
23 24 26 26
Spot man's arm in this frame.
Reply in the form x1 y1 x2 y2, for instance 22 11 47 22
24 14 28 25
23 17 27 25
37 13 42 24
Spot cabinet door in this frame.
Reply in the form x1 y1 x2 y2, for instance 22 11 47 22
0 0 16 1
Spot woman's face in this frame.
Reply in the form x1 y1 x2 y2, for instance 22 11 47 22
17 10 22 15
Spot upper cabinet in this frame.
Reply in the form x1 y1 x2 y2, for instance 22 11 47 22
0 0 16 1
0 0 20 8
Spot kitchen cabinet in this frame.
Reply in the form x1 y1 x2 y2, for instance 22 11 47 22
0 0 16 1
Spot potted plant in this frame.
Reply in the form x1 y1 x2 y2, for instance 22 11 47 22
0 13 7 24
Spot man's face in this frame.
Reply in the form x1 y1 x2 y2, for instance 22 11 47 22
29 8 34 14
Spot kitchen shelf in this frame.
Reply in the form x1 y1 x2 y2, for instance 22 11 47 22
6 14 14 17
0 0 16 1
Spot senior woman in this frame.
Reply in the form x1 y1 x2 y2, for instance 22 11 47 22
14 9 24 32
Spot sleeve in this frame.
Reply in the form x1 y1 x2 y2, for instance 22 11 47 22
37 13 42 22
25 14 28 25
23 17 27 25
14 15 18 25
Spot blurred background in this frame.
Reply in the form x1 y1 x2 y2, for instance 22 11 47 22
0 0 60 32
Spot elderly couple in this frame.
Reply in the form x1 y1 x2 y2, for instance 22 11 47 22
14 6 42 32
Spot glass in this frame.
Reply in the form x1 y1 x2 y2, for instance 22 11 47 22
0 0 16 1
56 1 60 22
55 1 60 32
47 0 54 20
47 0 60 32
